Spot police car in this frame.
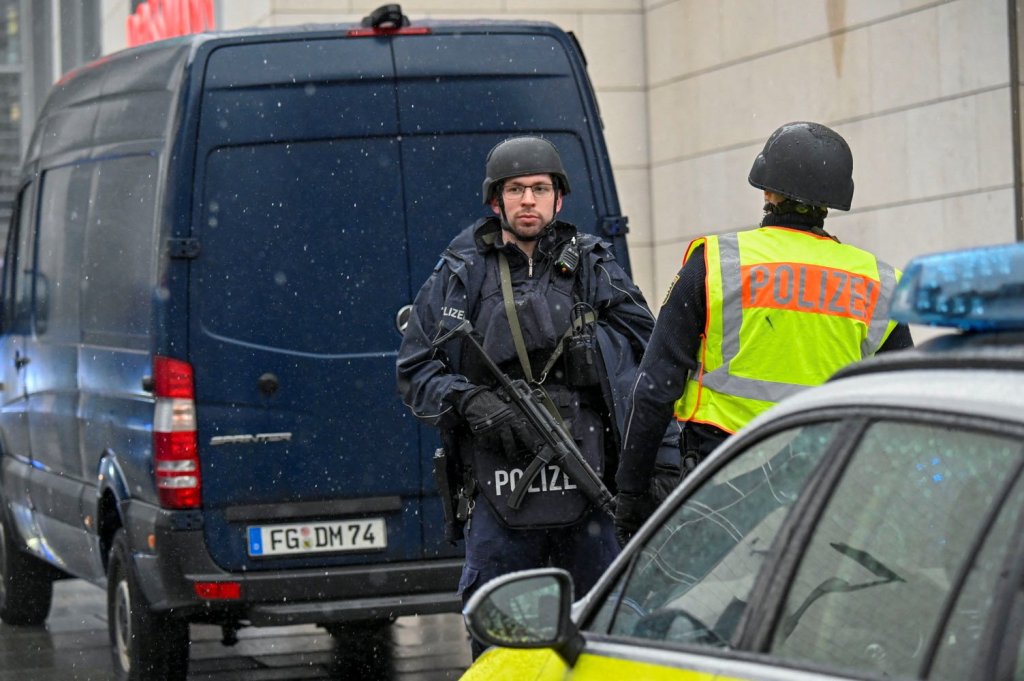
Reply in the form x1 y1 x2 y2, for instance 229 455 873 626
460 242 1024 681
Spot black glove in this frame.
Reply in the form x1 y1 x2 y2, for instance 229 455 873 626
459 387 515 437
614 491 659 547
650 462 683 505
458 388 543 466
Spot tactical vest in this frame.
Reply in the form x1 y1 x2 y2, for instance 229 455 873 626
675 227 900 433
462 251 573 385
462 245 605 529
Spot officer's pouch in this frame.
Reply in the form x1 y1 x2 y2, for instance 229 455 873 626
434 446 477 540
680 428 705 477
428 450 460 540
455 476 476 524
563 303 600 387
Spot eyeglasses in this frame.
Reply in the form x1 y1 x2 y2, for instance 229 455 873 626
502 183 555 200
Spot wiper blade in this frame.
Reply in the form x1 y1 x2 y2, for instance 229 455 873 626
830 542 905 583
779 543 904 639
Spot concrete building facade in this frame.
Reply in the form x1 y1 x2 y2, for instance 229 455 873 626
86 0 1024 311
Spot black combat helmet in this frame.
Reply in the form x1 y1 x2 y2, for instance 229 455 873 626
481 136 571 203
748 121 854 211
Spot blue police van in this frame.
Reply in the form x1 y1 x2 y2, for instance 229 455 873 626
0 6 629 679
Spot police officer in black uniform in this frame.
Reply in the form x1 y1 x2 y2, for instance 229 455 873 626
397 137 671 655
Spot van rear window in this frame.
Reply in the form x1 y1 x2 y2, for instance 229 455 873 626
197 139 409 356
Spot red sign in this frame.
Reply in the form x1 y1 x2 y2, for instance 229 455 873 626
126 0 215 47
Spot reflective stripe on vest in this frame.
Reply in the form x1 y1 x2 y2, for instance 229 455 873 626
675 227 899 432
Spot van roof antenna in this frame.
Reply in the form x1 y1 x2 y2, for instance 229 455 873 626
362 4 410 29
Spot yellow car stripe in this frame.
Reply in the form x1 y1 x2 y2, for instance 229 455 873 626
459 647 731 681
459 647 562 681
572 652 718 680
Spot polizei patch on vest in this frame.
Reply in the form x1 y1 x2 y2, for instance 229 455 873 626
493 465 578 497
741 262 880 322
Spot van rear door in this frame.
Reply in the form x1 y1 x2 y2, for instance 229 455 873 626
189 38 422 571
395 28 618 280
187 24 625 571
391 27 627 549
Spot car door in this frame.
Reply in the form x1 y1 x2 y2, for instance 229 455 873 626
190 37 427 571
568 413 1024 681
22 162 95 578
928 467 1024 681
0 184 37 540
760 416 1024 680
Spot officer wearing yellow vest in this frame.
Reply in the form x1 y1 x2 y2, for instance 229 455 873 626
613 121 913 545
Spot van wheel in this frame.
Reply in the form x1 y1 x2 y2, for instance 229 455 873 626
107 528 189 681
326 619 395 678
0 505 54 626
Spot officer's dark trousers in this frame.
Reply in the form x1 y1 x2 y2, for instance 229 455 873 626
458 497 618 658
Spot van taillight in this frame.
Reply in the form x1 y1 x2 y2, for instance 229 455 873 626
153 356 200 509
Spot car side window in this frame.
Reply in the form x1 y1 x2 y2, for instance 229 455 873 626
5 184 35 334
35 164 91 339
768 421 1022 678
930 473 1024 680
81 155 158 346
592 421 839 646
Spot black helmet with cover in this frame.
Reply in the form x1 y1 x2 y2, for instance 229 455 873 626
481 136 571 204
748 121 854 211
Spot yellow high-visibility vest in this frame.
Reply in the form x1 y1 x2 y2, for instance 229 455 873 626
675 226 900 433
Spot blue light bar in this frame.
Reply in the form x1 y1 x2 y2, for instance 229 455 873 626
889 242 1024 331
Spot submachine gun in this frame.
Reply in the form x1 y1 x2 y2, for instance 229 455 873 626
433 320 616 518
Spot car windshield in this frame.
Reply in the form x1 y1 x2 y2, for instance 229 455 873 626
590 421 840 646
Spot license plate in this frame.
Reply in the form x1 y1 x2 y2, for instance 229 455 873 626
247 518 386 557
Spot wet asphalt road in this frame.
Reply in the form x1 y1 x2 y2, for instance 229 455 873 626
0 579 472 680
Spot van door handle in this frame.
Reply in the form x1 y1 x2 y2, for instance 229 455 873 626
14 352 29 369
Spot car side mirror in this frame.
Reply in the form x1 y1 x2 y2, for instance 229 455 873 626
463 568 584 665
